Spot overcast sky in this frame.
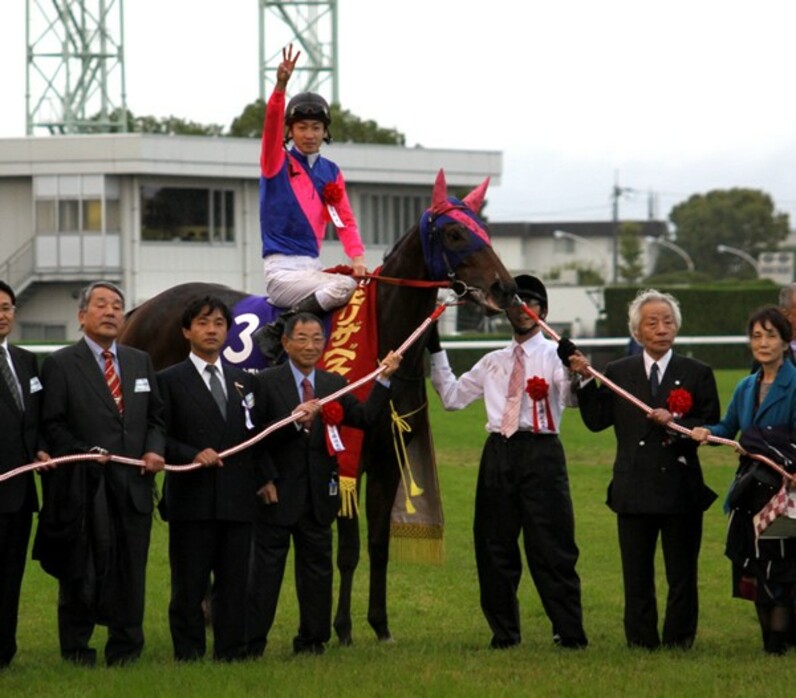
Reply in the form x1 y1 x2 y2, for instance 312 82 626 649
3 0 795 226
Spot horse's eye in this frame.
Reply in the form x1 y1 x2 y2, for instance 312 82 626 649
442 226 470 251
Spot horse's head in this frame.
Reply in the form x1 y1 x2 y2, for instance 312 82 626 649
419 169 515 312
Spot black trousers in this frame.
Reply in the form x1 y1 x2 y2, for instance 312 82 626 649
247 509 332 655
57 507 151 666
0 507 33 667
474 433 587 647
616 510 703 649
168 519 252 661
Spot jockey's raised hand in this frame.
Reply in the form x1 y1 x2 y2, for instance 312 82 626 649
276 44 301 90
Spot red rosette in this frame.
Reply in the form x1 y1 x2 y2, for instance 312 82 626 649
525 376 549 401
322 401 344 426
667 387 693 417
323 182 343 206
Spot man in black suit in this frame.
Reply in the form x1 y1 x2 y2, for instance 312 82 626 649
568 289 720 650
246 312 401 656
34 281 165 667
0 281 49 668
158 296 260 662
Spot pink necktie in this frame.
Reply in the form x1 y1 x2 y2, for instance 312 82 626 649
103 350 124 415
301 377 315 402
500 345 525 437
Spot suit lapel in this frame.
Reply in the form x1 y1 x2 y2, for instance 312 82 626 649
10 346 32 408
274 362 301 412
177 359 227 425
74 339 120 416
0 349 21 413
756 364 793 423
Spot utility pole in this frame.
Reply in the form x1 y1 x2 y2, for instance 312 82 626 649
611 172 637 284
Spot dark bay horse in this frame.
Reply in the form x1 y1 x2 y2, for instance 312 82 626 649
119 169 515 643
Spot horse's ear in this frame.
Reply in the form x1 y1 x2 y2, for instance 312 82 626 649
462 177 490 214
431 169 448 213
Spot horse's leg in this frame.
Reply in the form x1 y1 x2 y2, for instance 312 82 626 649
365 461 401 642
333 513 360 646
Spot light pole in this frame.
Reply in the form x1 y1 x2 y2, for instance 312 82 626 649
552 230 608 279
716 244 760 275
645 236 695 272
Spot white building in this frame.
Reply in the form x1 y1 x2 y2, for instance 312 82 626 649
0 134 501 341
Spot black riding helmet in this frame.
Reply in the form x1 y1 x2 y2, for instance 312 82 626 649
285 92 333 144
514 274 548 310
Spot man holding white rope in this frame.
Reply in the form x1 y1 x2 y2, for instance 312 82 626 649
428 274 588 651
0 280 50 669
34 281 165 667
567 288 719 651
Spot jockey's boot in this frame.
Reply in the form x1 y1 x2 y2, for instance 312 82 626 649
254 294 326 363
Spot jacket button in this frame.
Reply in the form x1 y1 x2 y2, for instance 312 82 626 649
639 440 645 446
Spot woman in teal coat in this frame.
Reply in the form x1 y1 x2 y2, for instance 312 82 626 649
692 306 796 654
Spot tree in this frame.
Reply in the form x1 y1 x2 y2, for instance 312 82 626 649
229 100 405 144
669 189 789 279
86 108 224 136
617 222 644 284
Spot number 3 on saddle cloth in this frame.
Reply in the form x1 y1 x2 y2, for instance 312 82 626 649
220 275 380 519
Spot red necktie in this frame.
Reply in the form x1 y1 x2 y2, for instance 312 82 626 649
301 377 315 402
500 345 525 438
103 350 124 414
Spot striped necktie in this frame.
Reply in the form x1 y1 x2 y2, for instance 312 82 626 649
103 350 124 414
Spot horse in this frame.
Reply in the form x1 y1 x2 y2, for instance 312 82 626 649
119 169 516 644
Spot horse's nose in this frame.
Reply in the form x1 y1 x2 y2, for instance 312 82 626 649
490 279 517 309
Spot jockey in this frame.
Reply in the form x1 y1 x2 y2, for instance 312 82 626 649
255 44 367 362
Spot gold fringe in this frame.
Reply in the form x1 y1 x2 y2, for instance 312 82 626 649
390 523 445 565
337 476 359 519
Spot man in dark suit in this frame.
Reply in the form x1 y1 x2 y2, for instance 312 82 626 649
158 296 260 662
0 280 49 668
34 281 165 667
246 312 401 656
568 289 720 650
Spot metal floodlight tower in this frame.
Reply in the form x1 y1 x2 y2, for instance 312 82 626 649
26 0 128 135
258 0 338 106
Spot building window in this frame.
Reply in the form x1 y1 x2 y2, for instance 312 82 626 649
33 175 120 235
140 186 235 243
20 322 67 341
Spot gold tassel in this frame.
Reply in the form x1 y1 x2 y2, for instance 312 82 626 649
390 400 426 515
337 476 359 519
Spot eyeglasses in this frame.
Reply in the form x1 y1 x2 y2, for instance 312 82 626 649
0 304 16 315
287 335 325 347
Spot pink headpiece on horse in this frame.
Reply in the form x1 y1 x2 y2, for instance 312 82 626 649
428 169 492 245
419 169 493 280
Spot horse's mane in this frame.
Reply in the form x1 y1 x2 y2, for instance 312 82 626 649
381 223 419 267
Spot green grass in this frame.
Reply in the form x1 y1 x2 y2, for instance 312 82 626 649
5 369 792 697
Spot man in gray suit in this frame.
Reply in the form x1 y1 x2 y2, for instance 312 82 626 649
0 280 49 668
34 281 165 667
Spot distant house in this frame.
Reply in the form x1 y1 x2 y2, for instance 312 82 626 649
486 220 669 337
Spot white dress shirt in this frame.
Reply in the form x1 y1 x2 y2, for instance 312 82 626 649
430 331 577 434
